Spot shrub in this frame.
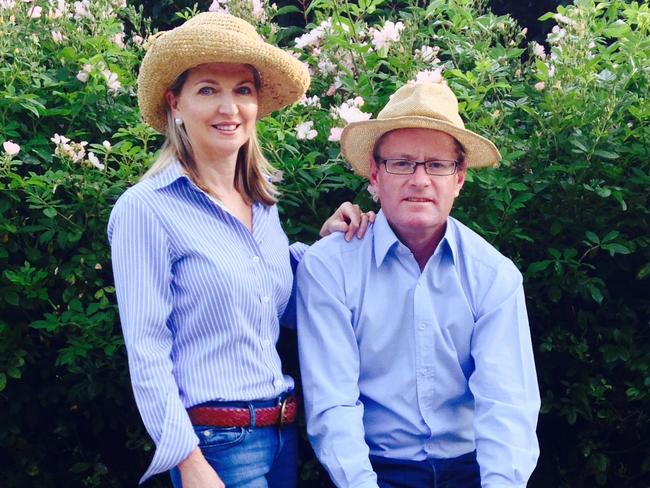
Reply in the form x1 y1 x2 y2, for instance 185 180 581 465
0 1 159 486
0 0 647 486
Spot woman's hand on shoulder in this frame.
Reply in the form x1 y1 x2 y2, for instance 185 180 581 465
319 202 376 242
178 448 225 488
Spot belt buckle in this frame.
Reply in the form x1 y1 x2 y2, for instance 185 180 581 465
279 395 292 427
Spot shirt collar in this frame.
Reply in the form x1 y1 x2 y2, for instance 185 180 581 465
373 210 400 267
150 160 191 190
372 210 458 267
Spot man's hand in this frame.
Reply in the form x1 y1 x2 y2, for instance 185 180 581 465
178 448 225 488
320 202 376 241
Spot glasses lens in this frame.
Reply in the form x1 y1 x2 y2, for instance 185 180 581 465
385 159 415 174
425 160 455 175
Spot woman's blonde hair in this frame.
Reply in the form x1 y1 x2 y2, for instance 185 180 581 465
141 66 278 206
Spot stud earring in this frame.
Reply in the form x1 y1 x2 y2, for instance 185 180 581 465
174 117 183 126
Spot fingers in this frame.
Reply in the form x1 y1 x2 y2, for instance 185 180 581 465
321 218 348 238
320 203 375 241
355 212 371 239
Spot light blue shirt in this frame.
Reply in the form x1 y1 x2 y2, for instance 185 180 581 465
297 211 540 488
108 162 305 483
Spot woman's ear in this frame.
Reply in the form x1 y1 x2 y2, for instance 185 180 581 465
165 90 179 113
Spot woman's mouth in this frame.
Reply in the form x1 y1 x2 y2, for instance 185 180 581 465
212 123 240 132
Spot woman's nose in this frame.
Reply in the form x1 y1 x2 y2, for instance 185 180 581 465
218 96 238 115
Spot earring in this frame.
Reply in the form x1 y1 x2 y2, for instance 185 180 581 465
174 117 183 126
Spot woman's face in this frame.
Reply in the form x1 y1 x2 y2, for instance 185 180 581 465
166 63 259 164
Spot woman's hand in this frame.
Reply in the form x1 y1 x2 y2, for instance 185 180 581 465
320 202 376 241
178 448 225 488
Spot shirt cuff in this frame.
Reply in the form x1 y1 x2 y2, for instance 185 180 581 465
139 392 199 483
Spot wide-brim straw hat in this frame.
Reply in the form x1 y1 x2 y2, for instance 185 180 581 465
138 12 310 133
340 82 501 177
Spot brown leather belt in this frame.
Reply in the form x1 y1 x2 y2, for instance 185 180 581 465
187 394 298 428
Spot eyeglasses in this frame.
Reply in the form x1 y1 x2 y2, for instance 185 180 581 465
376 158 460 176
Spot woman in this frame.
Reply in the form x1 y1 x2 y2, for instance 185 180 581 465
108 12 371 488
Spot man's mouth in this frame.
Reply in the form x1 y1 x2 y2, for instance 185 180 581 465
404 197 434 203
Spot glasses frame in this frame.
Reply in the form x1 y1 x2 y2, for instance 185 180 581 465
376 157 460 176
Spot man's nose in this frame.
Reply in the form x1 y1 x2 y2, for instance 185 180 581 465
409 164 431 185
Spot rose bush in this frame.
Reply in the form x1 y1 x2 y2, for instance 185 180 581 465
0 0 648 486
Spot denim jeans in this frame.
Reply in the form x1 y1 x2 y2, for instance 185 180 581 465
370 450 480 488
170 404 298 488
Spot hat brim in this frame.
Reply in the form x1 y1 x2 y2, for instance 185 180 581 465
138 26 309 133
340 116 501 177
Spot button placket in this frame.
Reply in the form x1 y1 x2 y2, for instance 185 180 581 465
414 275 437 425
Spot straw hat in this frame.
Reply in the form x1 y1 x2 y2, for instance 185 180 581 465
340 82 501 177
137 12 310 133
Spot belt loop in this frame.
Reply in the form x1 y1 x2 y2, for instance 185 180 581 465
248 402 256 430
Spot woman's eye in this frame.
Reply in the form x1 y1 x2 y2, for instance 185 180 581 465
198 86 215 95
237 86 253 95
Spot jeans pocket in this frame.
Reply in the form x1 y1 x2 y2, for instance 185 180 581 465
194 426 248 453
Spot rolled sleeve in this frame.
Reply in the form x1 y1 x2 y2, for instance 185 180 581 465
108 194 198 483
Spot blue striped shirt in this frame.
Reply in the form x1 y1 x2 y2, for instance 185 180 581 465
297 211 540 488
108 162 306 483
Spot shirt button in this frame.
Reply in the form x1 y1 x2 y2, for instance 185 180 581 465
263 339 271 347
419 323 426 330
273 379 284 388
252 256 260 263
261 295 270 303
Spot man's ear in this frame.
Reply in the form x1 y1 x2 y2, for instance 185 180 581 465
369 157 379 187
454 167 466 198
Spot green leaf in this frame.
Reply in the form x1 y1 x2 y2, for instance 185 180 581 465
602 230 620 242
43 207 57 218
274 5 301 16
637 263 650 280
596 69 616 83
527 260 552 274
596 187 612 198
7 366 21 379
592 149 619 160
588 284 604 304
585 231 600 244
602 243 631 256
570 139 589 153
603 20 629 37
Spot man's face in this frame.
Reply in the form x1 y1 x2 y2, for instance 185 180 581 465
369 128 466 242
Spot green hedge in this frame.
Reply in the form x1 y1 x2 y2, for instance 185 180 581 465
0 0 648 486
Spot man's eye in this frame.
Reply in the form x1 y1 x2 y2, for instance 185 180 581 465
392 160 413 168
427 161 445 169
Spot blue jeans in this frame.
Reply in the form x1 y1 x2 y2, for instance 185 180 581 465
370 450 480 488
170 402 297 488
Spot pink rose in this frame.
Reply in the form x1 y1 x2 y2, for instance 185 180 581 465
3 140 20 156
328 127 344 142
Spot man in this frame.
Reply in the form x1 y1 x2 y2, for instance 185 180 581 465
296 81 540 488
